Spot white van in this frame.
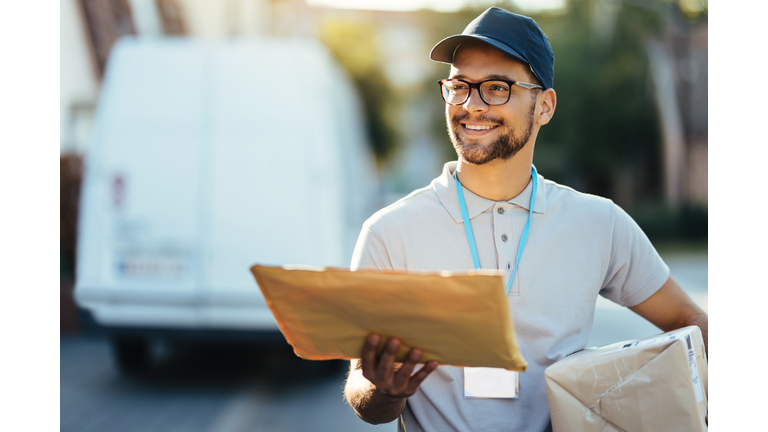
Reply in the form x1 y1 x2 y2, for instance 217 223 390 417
74 37 380 372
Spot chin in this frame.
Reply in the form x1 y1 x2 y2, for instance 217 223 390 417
454 145 496 166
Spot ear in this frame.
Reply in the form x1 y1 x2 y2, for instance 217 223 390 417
536 88 557 126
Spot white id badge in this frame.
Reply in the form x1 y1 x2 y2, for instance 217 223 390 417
464 367 519 399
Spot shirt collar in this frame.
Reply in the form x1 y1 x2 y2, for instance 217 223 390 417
433 161 548 224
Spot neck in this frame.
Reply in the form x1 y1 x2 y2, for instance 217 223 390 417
455 151 534 202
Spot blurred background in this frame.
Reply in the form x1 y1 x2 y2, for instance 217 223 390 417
60 0 707 431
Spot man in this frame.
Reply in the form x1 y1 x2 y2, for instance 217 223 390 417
343 7 707 432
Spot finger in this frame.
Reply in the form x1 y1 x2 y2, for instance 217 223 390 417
405 360 438 394
360 333 380 381
392 348 422 390
377 337 401 384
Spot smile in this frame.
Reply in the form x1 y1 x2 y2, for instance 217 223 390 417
463 124 498 131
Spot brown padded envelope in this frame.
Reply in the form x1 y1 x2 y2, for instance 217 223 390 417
250 265 527 371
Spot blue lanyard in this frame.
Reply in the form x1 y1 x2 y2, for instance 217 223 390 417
454 166 538 295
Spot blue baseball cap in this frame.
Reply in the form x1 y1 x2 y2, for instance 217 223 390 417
430 7 555 90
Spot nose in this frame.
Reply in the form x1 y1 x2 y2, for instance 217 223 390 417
462 87 489 113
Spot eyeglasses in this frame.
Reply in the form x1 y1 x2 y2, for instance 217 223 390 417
438 78 543 106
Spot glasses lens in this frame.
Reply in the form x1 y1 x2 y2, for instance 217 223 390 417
480 81 510 105
442 80 469 105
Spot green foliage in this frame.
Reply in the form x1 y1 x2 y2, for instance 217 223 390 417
632 202 708 241
532 0 665 201
318 16 400 162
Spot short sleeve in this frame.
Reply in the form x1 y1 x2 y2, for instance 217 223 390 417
350 225 394 271
599 203 670 307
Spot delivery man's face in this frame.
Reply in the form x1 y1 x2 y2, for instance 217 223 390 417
445 41 540 165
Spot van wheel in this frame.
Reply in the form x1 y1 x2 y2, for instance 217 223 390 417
111 336 149 374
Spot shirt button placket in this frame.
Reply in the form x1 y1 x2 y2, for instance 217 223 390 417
499 207 508 243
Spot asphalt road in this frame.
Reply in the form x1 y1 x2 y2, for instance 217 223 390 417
60 338 395 432
61 252 705 432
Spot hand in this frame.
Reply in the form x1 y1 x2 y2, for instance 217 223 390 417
360 333 438 399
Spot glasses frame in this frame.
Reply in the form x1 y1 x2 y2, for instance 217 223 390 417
437 78 544 106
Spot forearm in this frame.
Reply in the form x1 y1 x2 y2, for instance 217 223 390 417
629 276 708 356
344 365 406 424
661 308 707 358
686 311 708 358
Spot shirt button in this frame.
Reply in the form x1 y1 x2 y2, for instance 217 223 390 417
501 234 508 242
497 208 505 214
507 263 512 269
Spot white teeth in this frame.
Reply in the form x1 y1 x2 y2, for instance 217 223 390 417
465 124 496 130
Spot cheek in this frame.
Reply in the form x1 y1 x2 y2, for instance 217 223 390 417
446 105 460 122
499 106 524 125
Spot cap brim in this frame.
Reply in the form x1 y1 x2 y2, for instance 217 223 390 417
429 34 528 67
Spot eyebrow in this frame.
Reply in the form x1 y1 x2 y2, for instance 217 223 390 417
450 73 516 82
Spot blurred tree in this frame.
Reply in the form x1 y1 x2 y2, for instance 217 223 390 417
318 16 400 163
532 0 666 204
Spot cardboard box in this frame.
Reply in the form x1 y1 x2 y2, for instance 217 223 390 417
545 326 707 431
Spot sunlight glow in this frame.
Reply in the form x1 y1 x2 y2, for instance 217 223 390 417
305 0 565 13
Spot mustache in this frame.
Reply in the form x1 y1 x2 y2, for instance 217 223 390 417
450 111 506 126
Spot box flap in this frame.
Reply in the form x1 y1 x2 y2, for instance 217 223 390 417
596 341 704 431
546 372 626 432
545 343 665 407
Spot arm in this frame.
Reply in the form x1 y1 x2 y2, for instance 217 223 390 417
344 334 438 425
629 275 708 356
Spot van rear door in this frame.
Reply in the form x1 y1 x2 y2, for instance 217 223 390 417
76 39 206 328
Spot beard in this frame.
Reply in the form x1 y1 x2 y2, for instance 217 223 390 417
447 104 536 166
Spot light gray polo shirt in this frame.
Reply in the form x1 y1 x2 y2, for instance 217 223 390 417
350 161 669 432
